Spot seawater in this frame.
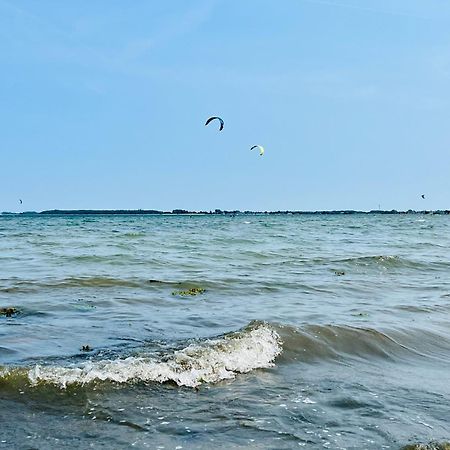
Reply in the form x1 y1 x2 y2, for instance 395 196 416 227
1 214 450 449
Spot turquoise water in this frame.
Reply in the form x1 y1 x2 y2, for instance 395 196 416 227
1 214 450 449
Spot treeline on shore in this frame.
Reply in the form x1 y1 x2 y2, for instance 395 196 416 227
2 209 450 216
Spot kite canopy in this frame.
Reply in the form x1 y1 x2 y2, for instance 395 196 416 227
251 145 265 156
205 116 224 131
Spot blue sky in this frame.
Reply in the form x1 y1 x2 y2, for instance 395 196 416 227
1 0 450 212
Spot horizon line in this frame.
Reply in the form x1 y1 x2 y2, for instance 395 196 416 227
2 208 449 216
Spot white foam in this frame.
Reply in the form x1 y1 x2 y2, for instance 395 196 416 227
27 323 282 388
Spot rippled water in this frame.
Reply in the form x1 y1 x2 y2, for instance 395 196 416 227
1 214 450 449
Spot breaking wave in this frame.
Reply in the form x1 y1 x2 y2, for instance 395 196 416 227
1 322 281 389
332 255 450 271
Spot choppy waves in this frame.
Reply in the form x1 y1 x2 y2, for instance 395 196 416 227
0 276 219 293
278 323 450 363
332 254 450 271
1 322 282 389
2 320 450 391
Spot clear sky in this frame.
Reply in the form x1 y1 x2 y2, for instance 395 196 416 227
1 0 450 212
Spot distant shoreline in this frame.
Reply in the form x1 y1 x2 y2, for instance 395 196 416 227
2 209 449 216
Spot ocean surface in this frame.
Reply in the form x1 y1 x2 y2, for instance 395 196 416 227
1 214 449 449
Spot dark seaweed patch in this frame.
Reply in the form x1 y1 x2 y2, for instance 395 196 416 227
0 307 19 317
171 287 206 297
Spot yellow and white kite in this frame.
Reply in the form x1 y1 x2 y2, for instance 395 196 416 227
251 145 265 156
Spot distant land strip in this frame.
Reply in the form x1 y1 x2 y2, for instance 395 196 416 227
2 209 450 216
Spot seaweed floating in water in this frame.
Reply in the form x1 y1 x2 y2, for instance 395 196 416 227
73 299 96 311
81 345 92 352
172 287 205 296
334 271 345 276
0 307 19 317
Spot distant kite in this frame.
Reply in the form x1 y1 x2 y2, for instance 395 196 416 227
19 199 22 204
421 194 425 199
251 145 265 156
205 116 224 131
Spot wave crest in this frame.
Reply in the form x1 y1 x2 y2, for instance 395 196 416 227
26 322 282 389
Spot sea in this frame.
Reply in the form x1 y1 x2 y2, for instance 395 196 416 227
0 213 449 450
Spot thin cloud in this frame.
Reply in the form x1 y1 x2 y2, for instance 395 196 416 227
300 0 432 20
0 0 219 67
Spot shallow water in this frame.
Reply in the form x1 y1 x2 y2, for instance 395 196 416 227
1 214 449 449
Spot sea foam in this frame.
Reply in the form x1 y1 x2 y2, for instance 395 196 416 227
27 323 282 389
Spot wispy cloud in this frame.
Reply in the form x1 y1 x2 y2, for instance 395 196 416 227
0 0 218 67
300 0 434 20
150 0 218 48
